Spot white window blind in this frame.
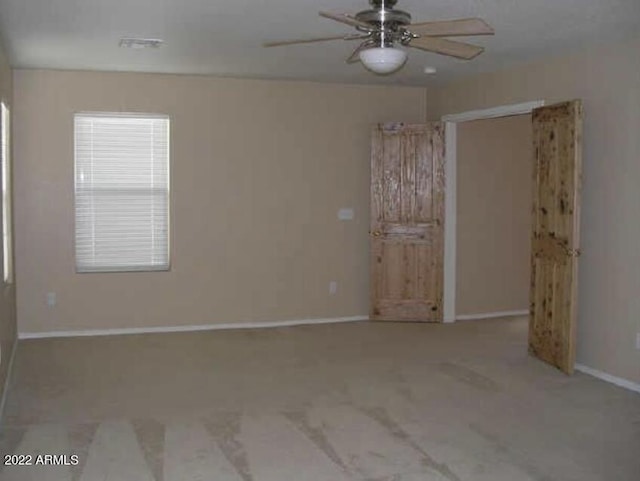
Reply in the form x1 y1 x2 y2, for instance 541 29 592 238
1 102 12 283
74 113 170 272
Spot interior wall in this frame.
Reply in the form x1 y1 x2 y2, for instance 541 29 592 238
429 36 640 384
0 38 16 405
456 115 532 316
13 69 426 334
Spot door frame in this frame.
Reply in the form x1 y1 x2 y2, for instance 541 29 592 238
440 100 545 323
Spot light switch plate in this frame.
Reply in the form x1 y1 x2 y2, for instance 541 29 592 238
338 208 354 221
47 292 56 307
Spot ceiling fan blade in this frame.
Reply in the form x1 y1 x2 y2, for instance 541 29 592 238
263 34 366 48
319 11 372 30
409 37 484 60
408 18 494 37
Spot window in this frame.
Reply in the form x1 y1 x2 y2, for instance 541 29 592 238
74 113 170 272
1 102 12 283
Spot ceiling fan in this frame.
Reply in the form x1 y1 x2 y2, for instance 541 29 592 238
263 0 494 75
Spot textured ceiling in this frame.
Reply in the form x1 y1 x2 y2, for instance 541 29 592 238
0 0 638 85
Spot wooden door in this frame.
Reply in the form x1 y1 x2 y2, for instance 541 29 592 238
529 100 583 374
370 123 445 322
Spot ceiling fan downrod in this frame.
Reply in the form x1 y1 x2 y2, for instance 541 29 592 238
356 0 412 30
369 0 398 8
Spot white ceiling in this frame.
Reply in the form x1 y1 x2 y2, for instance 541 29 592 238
0 0 638 85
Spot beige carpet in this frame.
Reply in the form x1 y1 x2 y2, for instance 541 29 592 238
1 317 639 481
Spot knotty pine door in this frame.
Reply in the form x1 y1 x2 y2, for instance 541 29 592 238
370 123 445 322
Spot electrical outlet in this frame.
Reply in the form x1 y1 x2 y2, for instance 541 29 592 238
46 292 56 307
329 281 338 295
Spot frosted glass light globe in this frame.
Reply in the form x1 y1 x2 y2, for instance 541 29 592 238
359 47 408 74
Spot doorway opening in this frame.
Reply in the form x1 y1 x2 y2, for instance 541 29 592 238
454 114 533 320
441 101 544 322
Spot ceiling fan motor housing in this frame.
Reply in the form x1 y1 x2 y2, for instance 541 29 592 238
356 0 412 48
356 2 411 26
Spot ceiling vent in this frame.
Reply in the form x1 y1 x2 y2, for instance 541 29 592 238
119 38 164 49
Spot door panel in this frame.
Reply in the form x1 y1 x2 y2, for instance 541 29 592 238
371 123 445 322
529 100 583 374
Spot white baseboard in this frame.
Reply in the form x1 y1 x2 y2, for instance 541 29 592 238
0 336 18 426
575 364 640 394
455 310 529 321
18 315 370 340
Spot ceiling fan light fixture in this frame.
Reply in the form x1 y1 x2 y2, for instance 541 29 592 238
359 46 407 74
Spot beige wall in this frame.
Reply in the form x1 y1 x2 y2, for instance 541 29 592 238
14 69 426 334
456 115 532 315
430 37 640 384
0 39 16 406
